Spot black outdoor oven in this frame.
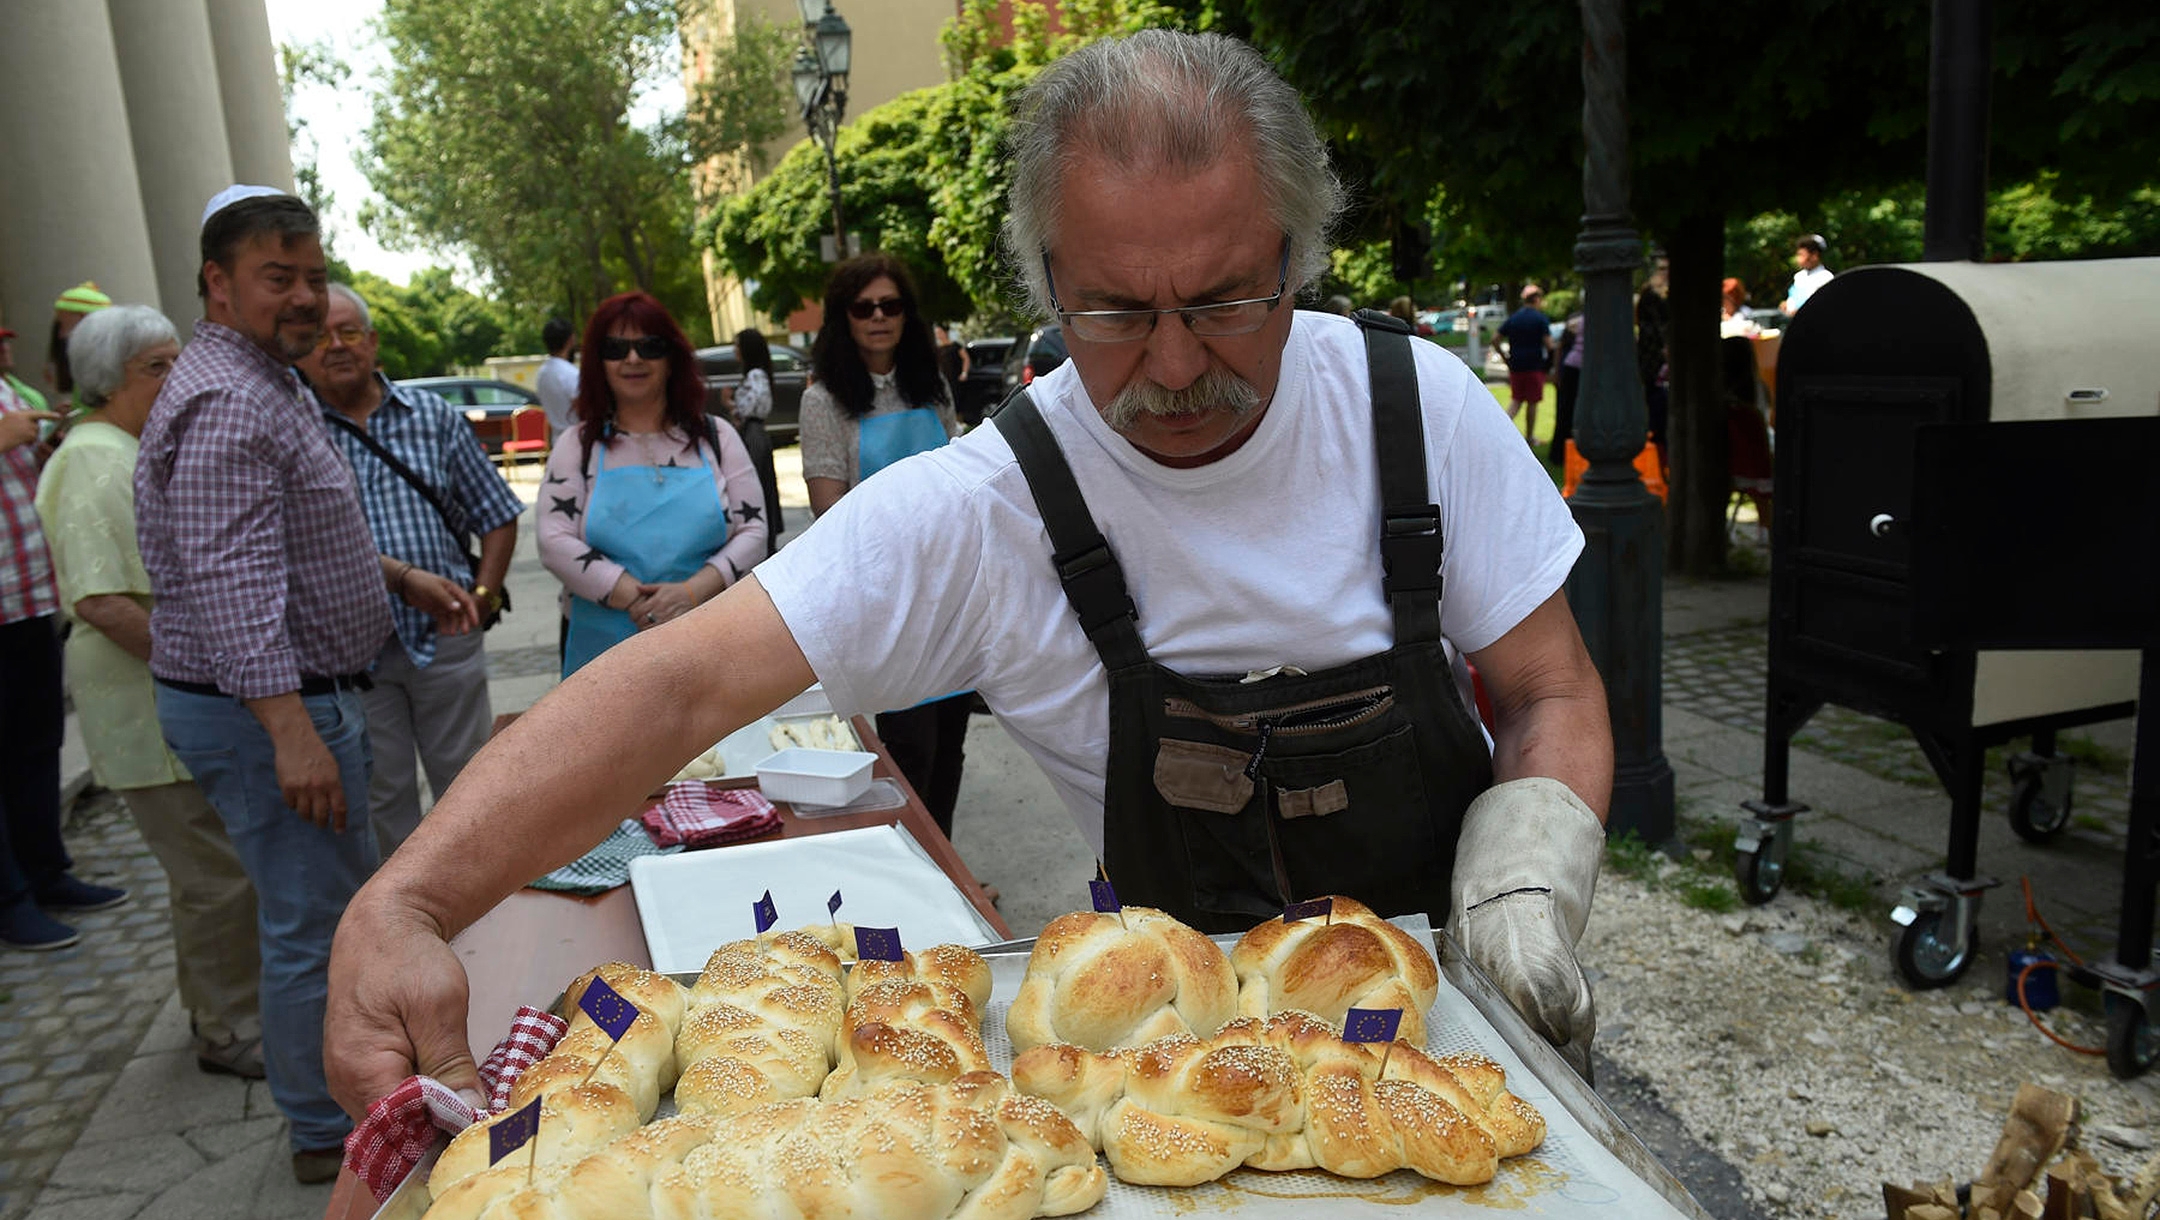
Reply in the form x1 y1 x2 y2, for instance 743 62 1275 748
1735 255 2158 990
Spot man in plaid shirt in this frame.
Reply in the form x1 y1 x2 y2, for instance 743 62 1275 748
136 187 478 1183
301 283 523 858
1 330 131 954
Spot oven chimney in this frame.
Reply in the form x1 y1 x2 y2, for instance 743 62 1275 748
1924 0 1992 262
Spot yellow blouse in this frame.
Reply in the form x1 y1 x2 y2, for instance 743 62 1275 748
33 421 188 791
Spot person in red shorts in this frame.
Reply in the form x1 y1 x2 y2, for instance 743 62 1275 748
1495 285 1555 443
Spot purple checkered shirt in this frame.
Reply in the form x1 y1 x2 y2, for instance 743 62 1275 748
136 321 391 698
0 377 58 625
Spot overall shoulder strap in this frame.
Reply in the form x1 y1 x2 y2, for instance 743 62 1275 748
990 392 1150 672
321 405 466 540
1353 309 1444 645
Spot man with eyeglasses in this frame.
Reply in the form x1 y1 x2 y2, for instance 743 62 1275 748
301 284 523 861
137 187 479 1182
326 30 1612 1117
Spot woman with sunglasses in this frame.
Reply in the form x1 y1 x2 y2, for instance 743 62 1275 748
538 292 767 678
797 254 970 836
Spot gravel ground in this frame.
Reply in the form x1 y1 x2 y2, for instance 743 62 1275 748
1582 854 2160 1219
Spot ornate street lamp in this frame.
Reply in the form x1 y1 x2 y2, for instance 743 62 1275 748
1565 0 1675 844
791 3 851 256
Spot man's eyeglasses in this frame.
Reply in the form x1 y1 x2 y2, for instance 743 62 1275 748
846 296 906 321
1043 239 1292 344
600 335 670 361
314 325 368 350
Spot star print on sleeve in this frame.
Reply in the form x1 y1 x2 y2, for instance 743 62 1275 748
738 502 762 524
576 547 607 570
550 495 582 519
727 558 743 582
546 472 567 485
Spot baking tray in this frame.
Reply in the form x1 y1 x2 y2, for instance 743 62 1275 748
369 917 1709 1219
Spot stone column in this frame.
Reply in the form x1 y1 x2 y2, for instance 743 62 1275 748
110 0 237 329
0 2 160 356
203 0 295 192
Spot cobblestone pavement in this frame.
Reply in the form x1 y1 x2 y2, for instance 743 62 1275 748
0 791 182 1220
1662 623 2133 843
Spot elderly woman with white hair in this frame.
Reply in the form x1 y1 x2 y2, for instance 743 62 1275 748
33 305 263 1078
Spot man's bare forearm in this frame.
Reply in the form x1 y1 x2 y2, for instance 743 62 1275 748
1489 687 1613 821
476 523 516 594
360 577 816 938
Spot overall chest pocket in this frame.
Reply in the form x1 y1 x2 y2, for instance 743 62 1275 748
1153 686 1434 918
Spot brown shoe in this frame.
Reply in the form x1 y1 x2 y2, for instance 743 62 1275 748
292 1146 344 1185
195 1033 265 1079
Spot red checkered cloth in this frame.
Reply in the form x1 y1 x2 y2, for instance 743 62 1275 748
343 1005 569 1202
640 782 781 849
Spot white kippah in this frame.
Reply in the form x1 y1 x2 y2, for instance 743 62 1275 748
201 184 291 231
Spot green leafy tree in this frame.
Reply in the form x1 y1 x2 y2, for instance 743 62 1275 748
1235 0 2160 575
348 268 530 379
364 0 760 335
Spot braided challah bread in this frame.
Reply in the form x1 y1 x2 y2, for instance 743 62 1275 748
821 978 993 1100
846 941 993 1013
1010 1009 1544 1188
1006 907 1236 1053
421 1073 1106 1220
1229 895 1440 1046
671 932 845 1118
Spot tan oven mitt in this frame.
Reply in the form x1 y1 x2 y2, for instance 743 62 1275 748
1446 777 1603 1080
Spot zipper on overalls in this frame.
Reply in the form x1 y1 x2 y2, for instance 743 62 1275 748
1243 720 1297 907
1162 686 1394 737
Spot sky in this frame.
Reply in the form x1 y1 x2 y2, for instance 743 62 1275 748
263 1 689 292
261 0 425 283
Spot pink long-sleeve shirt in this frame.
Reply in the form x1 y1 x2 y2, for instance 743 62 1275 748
537 420 770 601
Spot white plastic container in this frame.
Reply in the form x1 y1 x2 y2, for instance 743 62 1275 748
756 747 875 807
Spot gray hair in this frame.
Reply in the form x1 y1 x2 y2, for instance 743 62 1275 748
67 305 178 407
1003 29 1346 317
326 283 373 330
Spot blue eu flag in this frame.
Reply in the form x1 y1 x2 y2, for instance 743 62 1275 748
753 890 778 934
576 974 638 1042
854 925 903 962
1089 879 1120 913
488 1098 542 1165
827 889 843 917
1343 1007 1403 1044
1282 897 1334 923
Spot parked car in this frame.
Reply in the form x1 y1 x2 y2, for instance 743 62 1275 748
697 342 809 444
396 376 542 454
997 323 1068 407
956 336 1015 424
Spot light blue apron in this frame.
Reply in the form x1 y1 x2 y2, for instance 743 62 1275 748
562 437 727 678
858 406 966 709
858 407 950 482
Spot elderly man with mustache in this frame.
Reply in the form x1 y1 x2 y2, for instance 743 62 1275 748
136 187 478 1183
327 29 1615 1121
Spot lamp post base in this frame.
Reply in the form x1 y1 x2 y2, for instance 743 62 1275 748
1567 485 1677 847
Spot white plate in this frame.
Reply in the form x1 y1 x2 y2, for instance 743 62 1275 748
625 824 1000 974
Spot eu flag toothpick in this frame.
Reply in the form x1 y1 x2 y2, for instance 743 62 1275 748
577 975 638 1043
1283 897 1334 924
1344 1007 1404 1076
827 889 843 923
753 890 778 934
489 1097 543 1180
1089 878 1120 913
855 925 903 962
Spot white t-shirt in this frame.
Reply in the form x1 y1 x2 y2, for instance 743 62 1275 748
1786 265 1834 313
535 355 579 435
758 311 1583 852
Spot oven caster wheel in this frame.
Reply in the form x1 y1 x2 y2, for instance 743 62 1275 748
1892 909 1973 990
1734 829 1788 906
2107 994 2160 1080
2006 754 2075 844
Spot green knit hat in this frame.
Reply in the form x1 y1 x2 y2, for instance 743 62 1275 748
53 282 112 315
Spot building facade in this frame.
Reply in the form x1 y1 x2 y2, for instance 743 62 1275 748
0 0 292 389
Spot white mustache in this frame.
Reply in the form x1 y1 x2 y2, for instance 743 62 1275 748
1102 366 1262 433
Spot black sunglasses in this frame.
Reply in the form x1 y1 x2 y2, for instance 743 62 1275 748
846 296 906 320
599 335 670 361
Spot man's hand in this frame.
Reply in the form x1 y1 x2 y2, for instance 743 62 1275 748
0 409 61 453
326 894 485 1118
1447 777 1603 1079
400 568 481 635
274 720 347 830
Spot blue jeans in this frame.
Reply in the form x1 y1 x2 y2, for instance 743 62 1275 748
156 684 377 1152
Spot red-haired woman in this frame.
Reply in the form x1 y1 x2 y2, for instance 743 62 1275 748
538 292 767 677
